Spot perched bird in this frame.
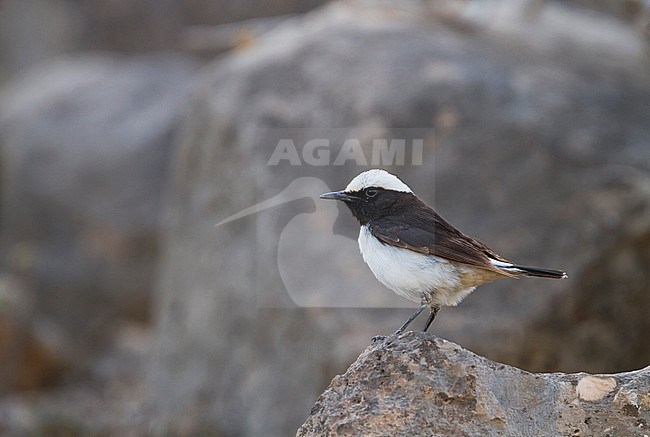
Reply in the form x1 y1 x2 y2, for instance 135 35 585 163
320 169 567 334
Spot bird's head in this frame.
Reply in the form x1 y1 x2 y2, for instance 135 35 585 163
320 169 415 225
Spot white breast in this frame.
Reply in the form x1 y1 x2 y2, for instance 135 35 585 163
358 225 475 307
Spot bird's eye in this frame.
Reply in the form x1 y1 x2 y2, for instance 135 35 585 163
365 188 378 198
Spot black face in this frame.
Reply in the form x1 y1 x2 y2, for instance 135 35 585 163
332 187 415 225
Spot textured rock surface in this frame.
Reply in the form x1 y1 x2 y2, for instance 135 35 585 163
0 54 198 364
298 331 650 436
148 2 650 436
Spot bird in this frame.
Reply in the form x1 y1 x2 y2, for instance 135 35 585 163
320 169 567 335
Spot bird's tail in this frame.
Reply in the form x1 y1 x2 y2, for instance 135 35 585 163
503 264 567 279
489 258 567 279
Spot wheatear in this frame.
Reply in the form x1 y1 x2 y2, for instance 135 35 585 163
320 169 567 334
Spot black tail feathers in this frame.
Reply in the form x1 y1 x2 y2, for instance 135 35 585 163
510 265 567 279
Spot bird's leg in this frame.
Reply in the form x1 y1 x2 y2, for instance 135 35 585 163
394 302 428 336
422 305 440 332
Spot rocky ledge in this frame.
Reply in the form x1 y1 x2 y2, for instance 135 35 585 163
298 332 649 436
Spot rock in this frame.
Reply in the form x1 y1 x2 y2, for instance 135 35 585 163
0 0 328 81
0 275 64 393
182 15 301 57
298 331 650 436
0 0 84 80
568 0 649 23
0 53 199 365
182 0 327 25
0 320 153 436
148 2 650 436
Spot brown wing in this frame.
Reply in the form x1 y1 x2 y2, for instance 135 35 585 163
369 200 513 276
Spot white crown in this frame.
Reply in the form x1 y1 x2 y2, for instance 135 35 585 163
344 169 412 193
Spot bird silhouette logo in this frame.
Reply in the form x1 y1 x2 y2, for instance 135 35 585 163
215 177 409 308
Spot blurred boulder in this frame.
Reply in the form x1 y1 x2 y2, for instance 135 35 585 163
148 2 650 436
182 15 301 58
0 318 152 436
0 0 84 82
431 0 647 67
0 276 64 393
182 0 327 25
298 332 650 436
0 53 199 366
0 0 329 81
568 0 649 23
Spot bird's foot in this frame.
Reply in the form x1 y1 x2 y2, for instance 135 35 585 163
371 335 387 343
